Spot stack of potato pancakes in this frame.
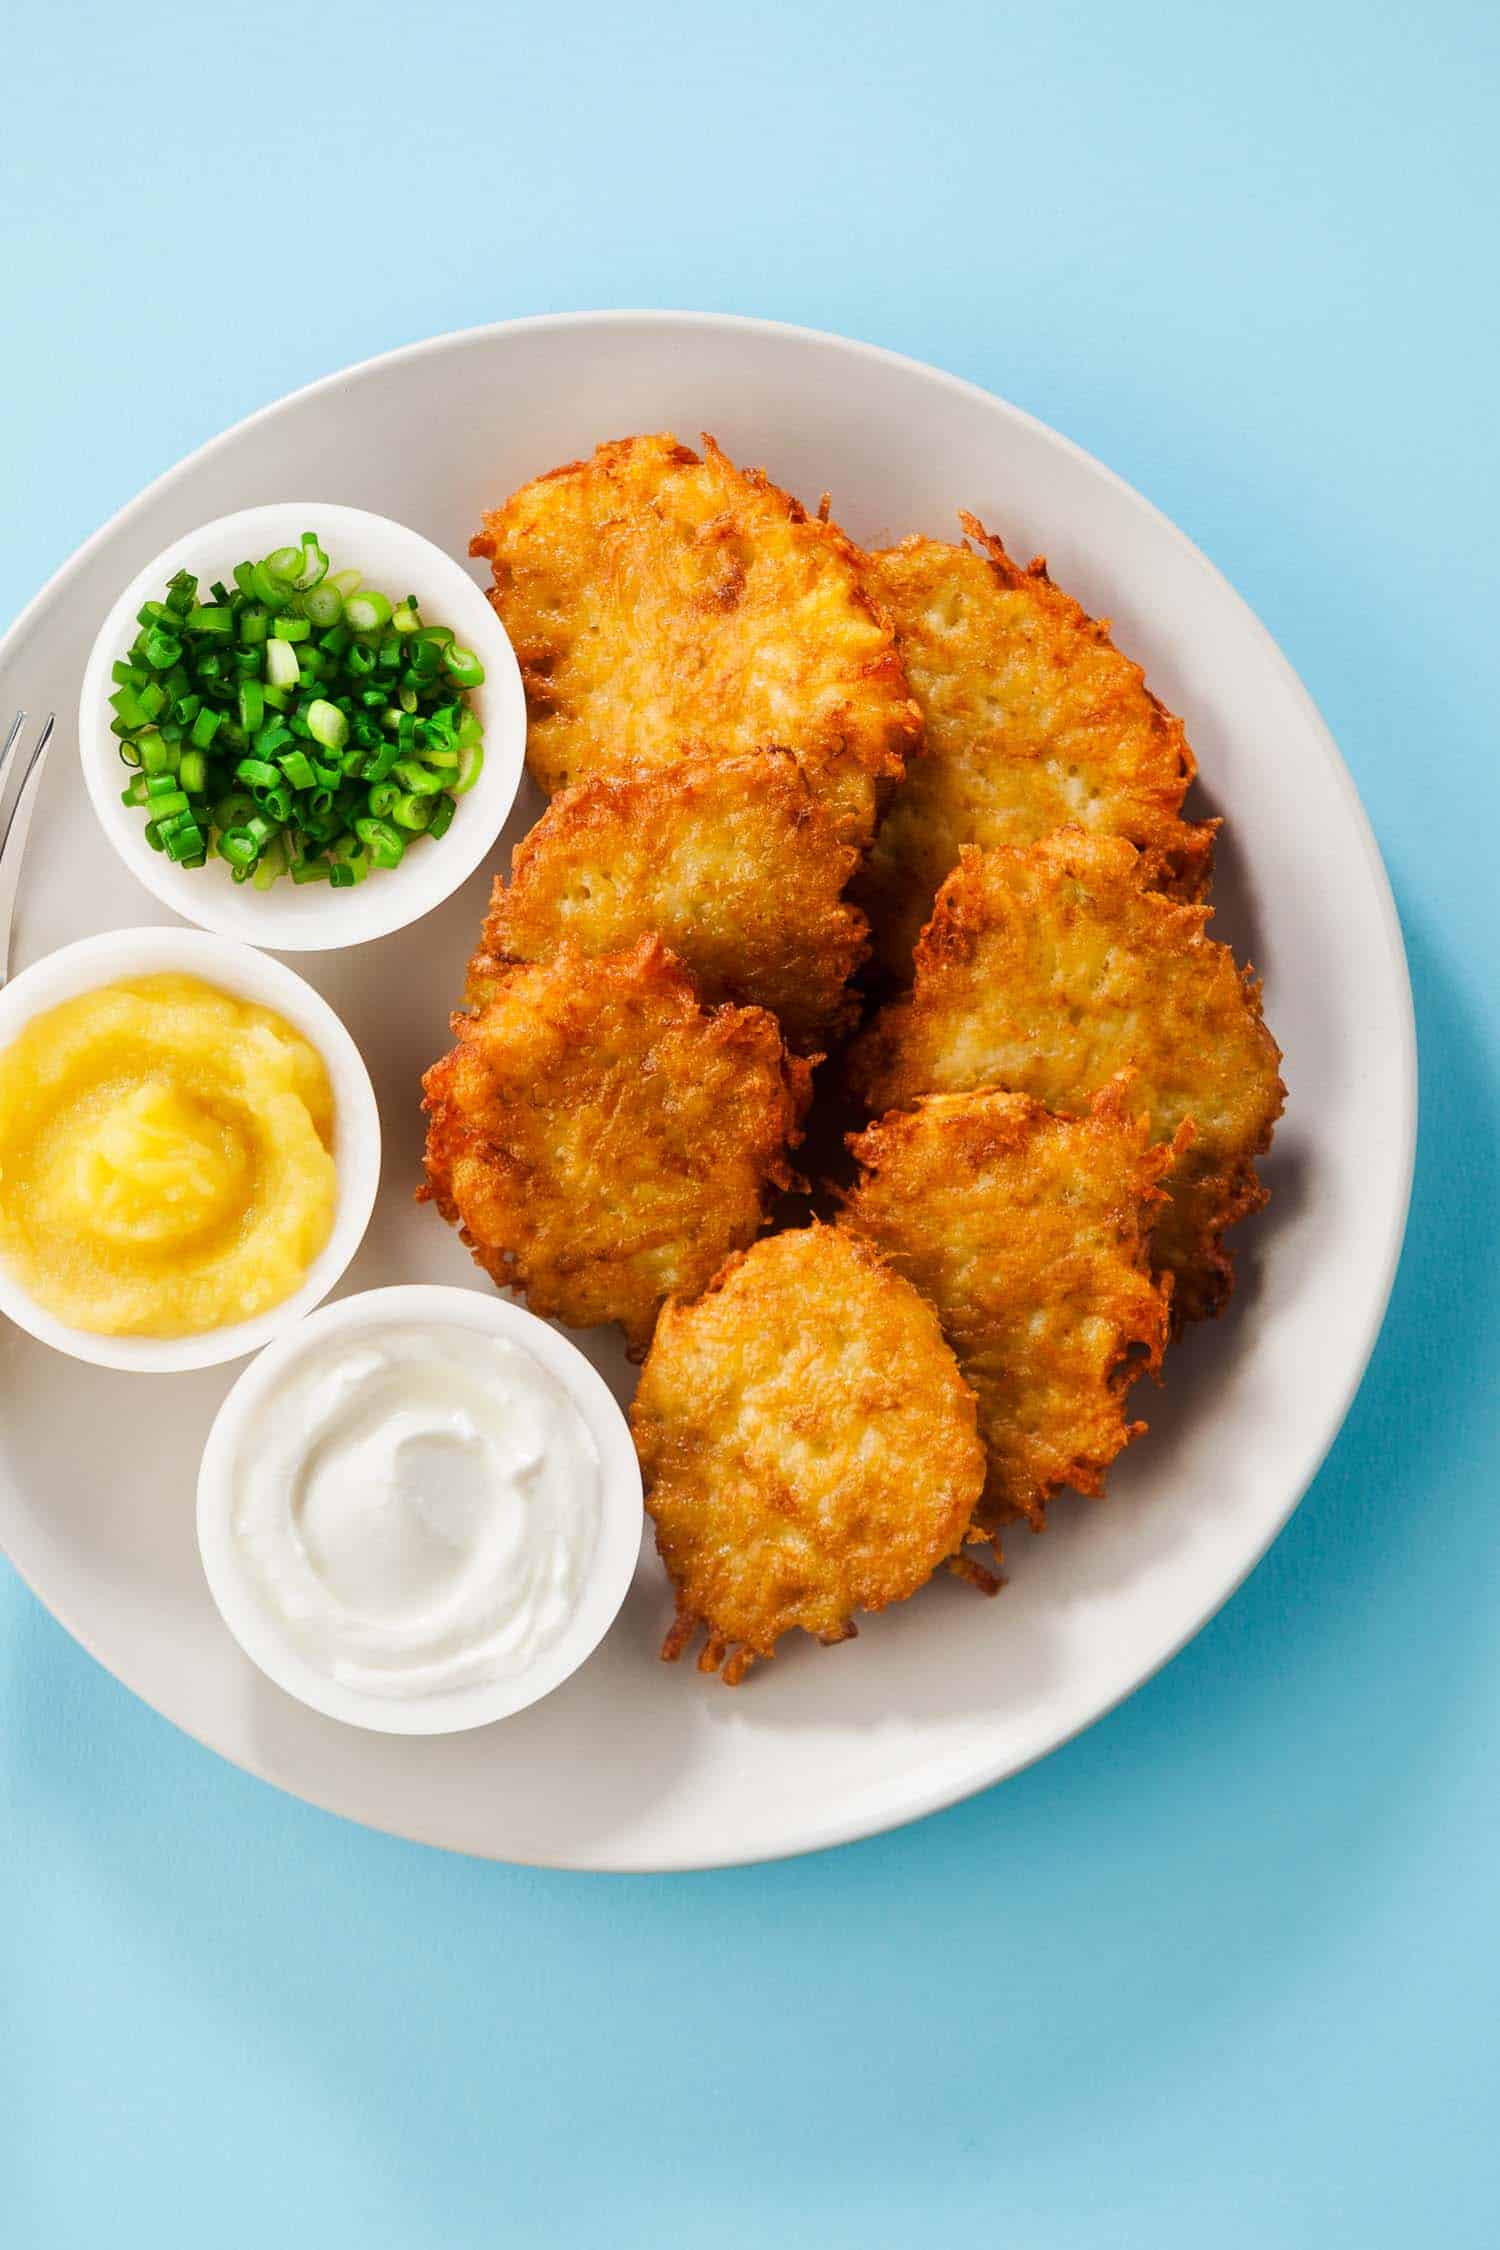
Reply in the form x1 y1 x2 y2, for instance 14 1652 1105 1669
422 433 1283 1687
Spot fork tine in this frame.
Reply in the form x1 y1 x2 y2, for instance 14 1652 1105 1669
0 711 24 776
0 714 53 859
0 713 55 990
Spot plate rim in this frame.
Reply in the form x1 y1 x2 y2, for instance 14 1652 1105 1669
0 309 1418 1870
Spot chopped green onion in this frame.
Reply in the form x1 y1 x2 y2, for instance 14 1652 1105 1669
301 583 343 629
110 683 150 730
305 698 349 751
344 590 393 634
392 758 444 796
362 736 401 784
354 815 405 869
295 534 329 590
214 790 256 831
329 833 370 884
250 561 294 610
112 534 481 890
278 749 318 792
252 834 289 891
265 638 300 690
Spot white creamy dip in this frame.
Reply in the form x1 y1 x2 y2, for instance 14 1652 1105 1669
231 1322 601 1698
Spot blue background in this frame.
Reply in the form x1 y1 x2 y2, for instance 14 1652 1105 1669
3 3 1497 2241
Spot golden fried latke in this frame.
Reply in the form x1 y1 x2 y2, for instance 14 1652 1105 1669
421 938 812 1354
471 432 921 847
843 1082 1176 1532
465 751 867 1051
848 832 1284 1319
631 1223 988 1683
854 519 1216 974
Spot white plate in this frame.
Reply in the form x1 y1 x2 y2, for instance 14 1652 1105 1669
0 313 1415 1871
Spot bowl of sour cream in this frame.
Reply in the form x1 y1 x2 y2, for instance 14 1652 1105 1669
195 1284 643 1732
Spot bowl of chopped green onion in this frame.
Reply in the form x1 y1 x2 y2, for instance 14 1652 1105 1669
79 503 526 949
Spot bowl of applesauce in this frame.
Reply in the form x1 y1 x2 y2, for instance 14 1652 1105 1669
0 927 380 1371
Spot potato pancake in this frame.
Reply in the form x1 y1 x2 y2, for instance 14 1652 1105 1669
631 1224 988 1683
843 1083 1176 1531
421 938 812 1355
854 519 1215 974
465 752 867 1050
848 831 1284 1318
471 432 921 847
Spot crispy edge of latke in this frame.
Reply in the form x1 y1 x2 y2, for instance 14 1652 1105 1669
953 512 1218 903
469 431 701 563
845 832 1286 1324
842 1077 1184 1538
420 935 815 1357
462 750 870 1046
632 1221 993 1684
470 433 923 832
850 518 1219 979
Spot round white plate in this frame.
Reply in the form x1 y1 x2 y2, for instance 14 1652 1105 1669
0 313 1415 1871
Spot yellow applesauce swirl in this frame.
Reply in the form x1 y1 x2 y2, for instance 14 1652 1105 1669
0 973 336 1337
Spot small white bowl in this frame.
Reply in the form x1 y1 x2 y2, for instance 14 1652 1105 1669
0 927 381 1372
78 501 525 951
196 1285 644 1734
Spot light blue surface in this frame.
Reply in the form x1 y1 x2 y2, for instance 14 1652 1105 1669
2 2 1497 2241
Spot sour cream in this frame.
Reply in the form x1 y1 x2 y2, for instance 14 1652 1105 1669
230 1322 601 1699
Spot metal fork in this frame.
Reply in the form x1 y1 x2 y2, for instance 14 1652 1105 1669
0 711 55 989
